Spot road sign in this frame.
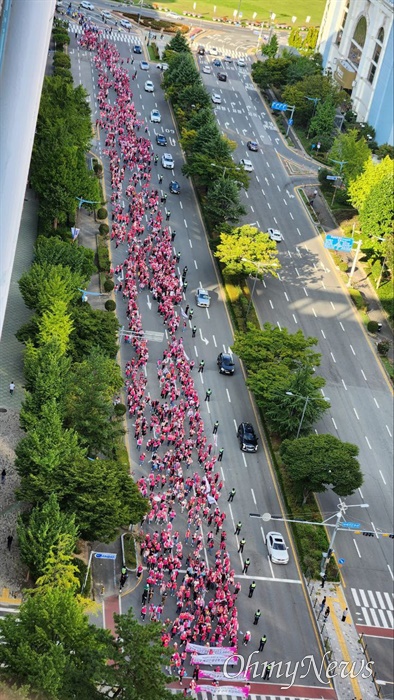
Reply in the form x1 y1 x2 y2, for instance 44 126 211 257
338 558 345 564
288 118 294 126
326 175 339 181
95 552 117 560
324 234 354 252
341 522 361 529
271 101 287 111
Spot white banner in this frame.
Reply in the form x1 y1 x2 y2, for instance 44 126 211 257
200 669 250 681
191 654 237 666
186 643 236 656
195 685 250 697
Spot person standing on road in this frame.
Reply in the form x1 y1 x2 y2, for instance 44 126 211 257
263 663 272 680
188 308 194 321
192 325 197 338
212 420 219 434
253 609 261 625
9 381 15 395
234 521 242 535
1 469 6 485
243 558 250 574
258 634 267 651
198 360 204 373
238 538 246 553
248 581 256 598
205 388 212 402
228 488 236 502
341 607 348 622
6 535 13 552
243 630 251 646
217 448 224 461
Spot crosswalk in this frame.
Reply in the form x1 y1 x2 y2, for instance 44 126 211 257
351 587 393 628
170 693 322 700
69 24 141 45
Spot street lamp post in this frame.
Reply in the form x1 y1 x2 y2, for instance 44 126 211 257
286 390 330 438
242 257 279 317
328 158 348 206
305 96 321 139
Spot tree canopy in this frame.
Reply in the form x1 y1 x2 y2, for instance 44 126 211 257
328 129 371 185
214 225 279 279
280 434 363 503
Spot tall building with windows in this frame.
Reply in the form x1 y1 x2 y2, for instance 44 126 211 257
317 0 393 145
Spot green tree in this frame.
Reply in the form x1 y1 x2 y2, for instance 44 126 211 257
359 176 394 268
35 533 80 594
280 434 363 504
302 26 319 51
264 367 329 438
214 225 279 279
262 33 279 59
16 399 86 505
286 54 322 83
164 31 190 55
0 588 111 699
37 298 74 355
288 27 303 49
204 179 246 228
64 458 149 542
107 609 174 700
69 304 119 361
252 57 293 90
21 340 71 427
176 82 211 113
348 155 392 210
308 98 336 147
64 347 124 455
17 494 78 582
18 263 83 312
283 74 344 125
328 129 370 185
34 234 96 279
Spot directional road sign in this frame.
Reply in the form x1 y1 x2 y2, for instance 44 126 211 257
94 552 117 560
338 558 346 564
271 101 287 111
326 175 339 181
341 522 361 529
288 118 294 126
324 234 354 252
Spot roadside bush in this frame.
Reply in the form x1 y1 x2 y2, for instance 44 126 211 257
96 207 108 220
114 403 127 417
349 288 367 311
367 320 379 333
104 279 114 293
377 340 390 356
105 299 116 312
331 252 348 272
99 223 109 235
93 162 103 176
97 245 110 273
53 31 70 47
53 66 73 83
53 52 71 69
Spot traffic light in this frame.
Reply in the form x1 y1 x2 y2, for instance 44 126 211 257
362 531 374 537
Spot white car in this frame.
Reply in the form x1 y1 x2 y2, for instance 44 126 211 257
267 228 283 242
157 62 169 71
202 65 212 74
240 158 253 172
140 61 149 70
150 109 161 123
266 531 289 564
237 57 246 67
81 1 94 9
209 47 218 56
166 11 179 18
196 288 211 308
144 80 154 93
211 93 222 104
120 19 132 29
102 10 112 18
161 153 174 169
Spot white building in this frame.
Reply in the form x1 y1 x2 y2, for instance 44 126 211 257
317 0 393 145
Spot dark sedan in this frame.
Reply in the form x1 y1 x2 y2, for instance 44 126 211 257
217 352 235 375
247 140 259 151
217 73 227 82
156 134 167 146
169 180 180 194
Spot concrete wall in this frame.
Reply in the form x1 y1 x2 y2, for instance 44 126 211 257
0 0 55 340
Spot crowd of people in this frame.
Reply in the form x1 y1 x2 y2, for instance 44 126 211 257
81 27 243 689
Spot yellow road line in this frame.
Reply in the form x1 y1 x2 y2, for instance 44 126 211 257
0 588 21 605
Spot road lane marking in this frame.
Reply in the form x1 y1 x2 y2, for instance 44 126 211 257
220 466 225 482
194 259 198 268
353 408 359 420
233 418 238 430
269 300 274 309
184 218 188 228
292 314 297 324
297 227 301 235
330 301 336 310
289 212 294 219
303 287 308 297
212 334 217 347
267 202 271 209
361 369 367 380
330 352 336 363
374 397 380 408
295 267 300 277
342 379 347 390
251 488 256 504
321 330 326 339
365 436 372 449
261 188 265 196
332 417 338 430
284 292 289 302
226 388 231 403
312 308 317 317
194 344 198 356
242 453 247 468
339 322 345 331
353 539 362 558
179 201 183 209
379 470 387 485
386 425 392 437
350 344 356 355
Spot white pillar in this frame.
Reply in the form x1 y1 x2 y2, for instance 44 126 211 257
0 0 55 339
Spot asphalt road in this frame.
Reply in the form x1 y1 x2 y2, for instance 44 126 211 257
194 50 394 682
67 23 333 693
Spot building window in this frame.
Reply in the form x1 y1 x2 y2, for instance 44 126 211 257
367 63 377 84
377 26 384 43
348 15 367 68
336 0 350 46
372 43 381 64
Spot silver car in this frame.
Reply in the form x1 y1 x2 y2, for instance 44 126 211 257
195 288 211 307
266 531 289 564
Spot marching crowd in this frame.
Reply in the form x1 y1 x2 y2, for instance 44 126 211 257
80 26 244 690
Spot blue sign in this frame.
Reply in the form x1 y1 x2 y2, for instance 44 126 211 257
326 175 339 181
341 522 361 529
271 101 287 111
325 234 354 252
95 552 117 560
338 558 345 564
288 118 294 126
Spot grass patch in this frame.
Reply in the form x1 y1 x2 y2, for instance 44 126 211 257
150 0 325 26
147 42 160 60
381 356 394 383
123 533 137 569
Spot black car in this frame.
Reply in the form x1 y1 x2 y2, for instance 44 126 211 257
169 180 180 194
247 140 258 152
156 134 167 146
217 72 227 82
133 45 142 54
217 352 235 375
198 46 205 55
237 422 258 452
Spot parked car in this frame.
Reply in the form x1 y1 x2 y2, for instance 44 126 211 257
217 352 235 375
267 228 283 242
240 158 253 172
161 153 174 169
202 65 212 74
150 109 161 123
81 1 94 10
144 80 154 93
157 62 169 71
217 73 227 82
133 45 142 54
266 532 289 564
156 134 167 146
140 61 149 70
237 422 258 452
211 93 222 104
247 140 258 151
195 288 211 308
169 180 180 194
